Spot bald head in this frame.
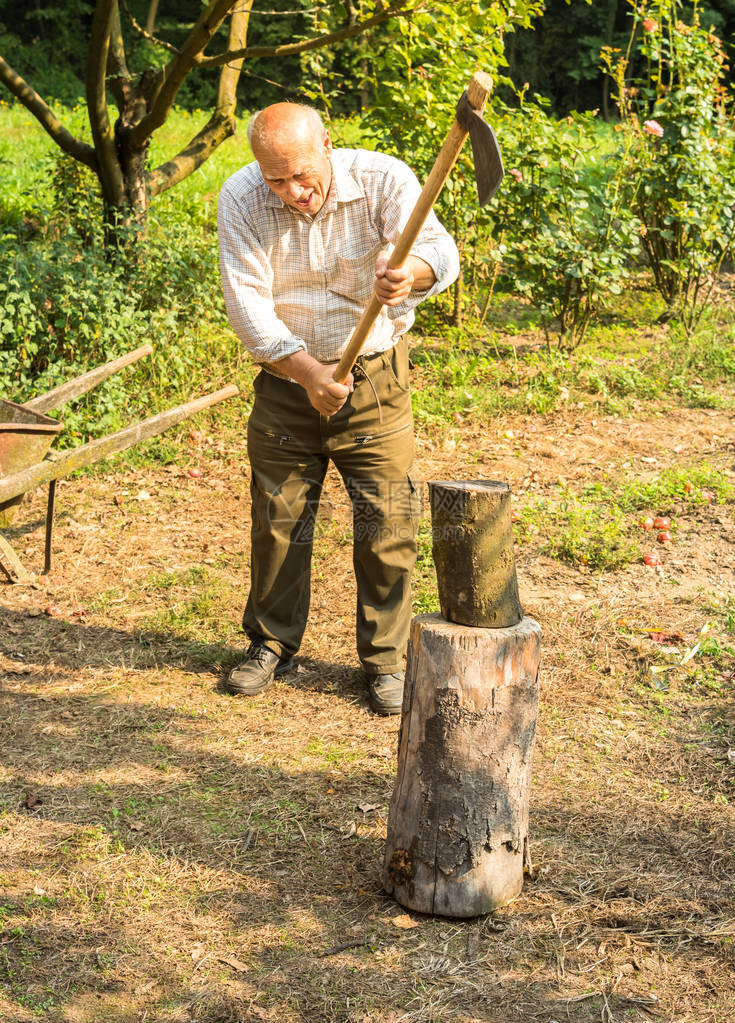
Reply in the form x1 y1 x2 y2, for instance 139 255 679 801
248 103 326 158
248 103 333 217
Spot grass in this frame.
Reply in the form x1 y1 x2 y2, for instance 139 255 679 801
510 460 735 571
2 102 735 457
1 100 735 1023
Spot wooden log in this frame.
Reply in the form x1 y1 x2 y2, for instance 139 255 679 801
0 385 239 506
383 613 541 917
429 479 522 628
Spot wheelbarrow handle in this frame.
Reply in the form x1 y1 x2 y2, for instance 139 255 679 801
24 344 154 414
0 385 239 507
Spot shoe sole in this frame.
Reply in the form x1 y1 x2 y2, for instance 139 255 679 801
368 699 402 716
223 657 295 696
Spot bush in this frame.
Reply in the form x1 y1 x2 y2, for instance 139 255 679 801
488 95 641 350
0 168 237 443
603 0 735 332
363 0 545 325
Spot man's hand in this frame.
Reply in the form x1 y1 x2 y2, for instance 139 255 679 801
303 361 354 416
374 254 436 306
266 350 354 415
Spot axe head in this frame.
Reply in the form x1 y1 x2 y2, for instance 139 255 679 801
456 91 504 204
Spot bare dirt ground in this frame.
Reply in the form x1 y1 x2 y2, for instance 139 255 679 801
1 401 734 1023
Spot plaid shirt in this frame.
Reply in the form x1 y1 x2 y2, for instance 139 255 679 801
217 148 459 365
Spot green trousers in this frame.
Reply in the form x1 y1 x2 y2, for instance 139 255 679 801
243 337 419 675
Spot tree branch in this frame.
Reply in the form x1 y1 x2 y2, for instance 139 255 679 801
216 0 251 109
107 1 132 111
119 0 179 55
0 55 98 171
199 0 423 68
129 0 237 147
86 0 125 204
147 112 235 196
147 1 254 196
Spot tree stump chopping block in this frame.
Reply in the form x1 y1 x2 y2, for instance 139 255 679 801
383 613 541 917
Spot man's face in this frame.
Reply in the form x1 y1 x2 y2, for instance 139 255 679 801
256 129 332 217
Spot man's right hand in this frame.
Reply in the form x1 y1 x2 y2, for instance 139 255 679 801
266 350 354 415
303 361 353 416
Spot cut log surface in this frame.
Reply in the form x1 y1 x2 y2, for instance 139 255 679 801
429 479 522 628
383 613 541 917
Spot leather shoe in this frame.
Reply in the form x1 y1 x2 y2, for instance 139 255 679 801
224 640 294 696
366 671 405 716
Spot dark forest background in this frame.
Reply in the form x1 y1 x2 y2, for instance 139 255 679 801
2 0 734 116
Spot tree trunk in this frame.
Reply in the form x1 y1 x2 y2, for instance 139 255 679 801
429 479 523 629
383 613 542 917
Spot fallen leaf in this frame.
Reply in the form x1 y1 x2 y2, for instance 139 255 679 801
190 943 205 961
33 886 46 896
219 955 248 973
136 490 152 502
44 605 62 617
727 750 735 765
392 914 419 930
357 803 381 814
28 609 41 618
129 820 144 832
649 631 685 645
23 793 42 810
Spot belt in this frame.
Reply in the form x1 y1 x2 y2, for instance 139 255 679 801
354 347 390 367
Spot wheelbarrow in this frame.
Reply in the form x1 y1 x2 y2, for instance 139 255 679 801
0 344 239 582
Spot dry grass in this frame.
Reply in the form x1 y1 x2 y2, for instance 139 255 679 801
1 397 734 1022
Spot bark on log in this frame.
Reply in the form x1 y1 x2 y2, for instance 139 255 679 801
383 613 541 917
429 479 522 628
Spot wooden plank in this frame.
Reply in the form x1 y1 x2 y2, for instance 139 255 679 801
0 531 30 582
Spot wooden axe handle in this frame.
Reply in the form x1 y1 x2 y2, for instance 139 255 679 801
333 71 492 384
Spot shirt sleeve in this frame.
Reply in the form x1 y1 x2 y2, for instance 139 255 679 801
217 185 307 364
378 159 461 320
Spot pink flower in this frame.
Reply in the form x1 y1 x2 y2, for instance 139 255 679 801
643 119 664 137
642 17 658 33
509 168 523 182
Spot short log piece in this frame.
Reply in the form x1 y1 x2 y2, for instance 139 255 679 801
429 479 522 628
383 613 541 918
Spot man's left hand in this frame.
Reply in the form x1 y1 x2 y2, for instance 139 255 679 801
373 254 436 306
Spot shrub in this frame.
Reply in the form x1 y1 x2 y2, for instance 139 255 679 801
0 194 236 443
363 0 545 325
488 95 641 350
603 0 735 332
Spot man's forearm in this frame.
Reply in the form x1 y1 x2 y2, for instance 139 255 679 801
264 349 322 387
406 254 436 292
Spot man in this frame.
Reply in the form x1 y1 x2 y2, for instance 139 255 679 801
217 102 459 714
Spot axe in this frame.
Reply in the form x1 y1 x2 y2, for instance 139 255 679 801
333 71 503 384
